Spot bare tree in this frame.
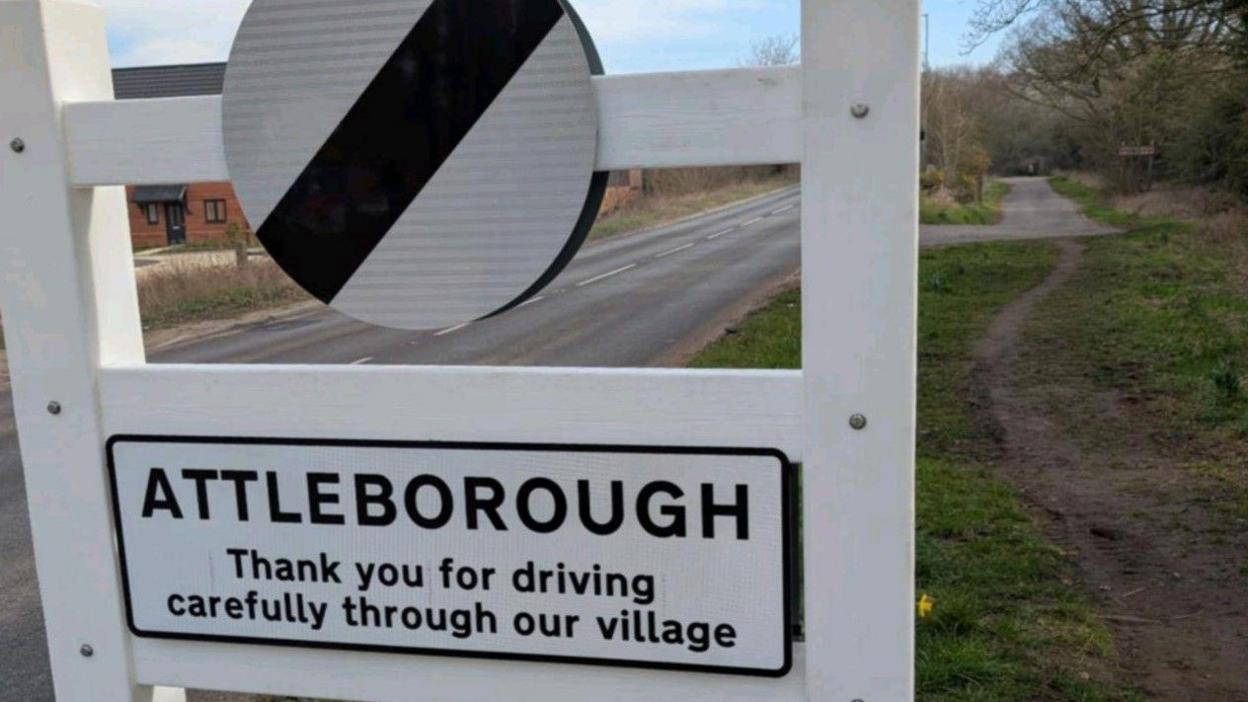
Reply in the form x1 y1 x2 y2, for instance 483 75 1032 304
967 0 1245 59
979 0 1248 190
924 69 984 184
743 34 800 67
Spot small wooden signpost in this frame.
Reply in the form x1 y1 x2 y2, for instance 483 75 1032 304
1119 143 1159 193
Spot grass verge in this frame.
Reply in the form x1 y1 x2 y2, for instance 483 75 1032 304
1035 177 1248 514
138 259 308 331
1047 177 1138 230
589 174 798 242
690 242 1136 701
920 181 1011 226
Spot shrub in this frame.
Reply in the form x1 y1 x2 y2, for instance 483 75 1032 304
921 170 947 192
1211 360 1245 404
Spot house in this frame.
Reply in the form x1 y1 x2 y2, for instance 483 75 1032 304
112 63 248 249
111 62 640 249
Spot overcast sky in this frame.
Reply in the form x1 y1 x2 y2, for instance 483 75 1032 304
102 0 1002 73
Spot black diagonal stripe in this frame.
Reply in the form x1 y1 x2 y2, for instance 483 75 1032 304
256 0 566 303
483 0 606 320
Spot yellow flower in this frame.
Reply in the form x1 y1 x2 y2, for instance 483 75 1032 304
918 594 936 618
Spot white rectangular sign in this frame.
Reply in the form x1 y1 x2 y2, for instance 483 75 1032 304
107 437 793 677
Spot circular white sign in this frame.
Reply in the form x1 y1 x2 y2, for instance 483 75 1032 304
223 0 604 331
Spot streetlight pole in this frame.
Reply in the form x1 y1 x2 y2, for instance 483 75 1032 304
921 13 931 171
923 13 931 70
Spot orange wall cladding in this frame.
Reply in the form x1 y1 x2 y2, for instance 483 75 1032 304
126 182 252 249
600 169 644 216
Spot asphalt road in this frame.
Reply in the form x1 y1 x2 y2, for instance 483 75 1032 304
157 186 802 368
0 177 1110 700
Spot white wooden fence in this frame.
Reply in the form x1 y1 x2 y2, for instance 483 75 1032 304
0 0 921 700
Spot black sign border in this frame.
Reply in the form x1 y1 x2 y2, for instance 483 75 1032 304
106 435 795 679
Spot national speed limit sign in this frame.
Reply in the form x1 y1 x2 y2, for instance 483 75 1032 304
223 0 606 331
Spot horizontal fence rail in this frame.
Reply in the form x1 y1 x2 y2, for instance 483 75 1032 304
65 66 804 187
131 639 810 702
97 366 807 459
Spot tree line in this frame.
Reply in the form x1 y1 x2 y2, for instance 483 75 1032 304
925 0 1248 196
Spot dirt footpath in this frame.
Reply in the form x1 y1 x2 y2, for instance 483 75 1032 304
974 239 1248 700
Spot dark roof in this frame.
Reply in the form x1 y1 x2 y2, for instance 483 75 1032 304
132 185 187 203
112 63 226 100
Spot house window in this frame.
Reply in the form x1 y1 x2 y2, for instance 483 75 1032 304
204 199 228 224
144 203 160 225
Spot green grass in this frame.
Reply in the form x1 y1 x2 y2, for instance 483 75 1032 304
589 177 797 242
1033 177 1248 513
688 288 801 369
916 243 1059 459
1047 178 1137 230
921 181 1012 226
690 242 1136 701
915 458 1124 701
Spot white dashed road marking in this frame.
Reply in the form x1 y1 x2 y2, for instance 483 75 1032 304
655 243 695 259
742 217 763 227
707 228 736 241
772 204 796 215
577 264 637 288
517 295 546 309
434 322 471 337
350 357 373 365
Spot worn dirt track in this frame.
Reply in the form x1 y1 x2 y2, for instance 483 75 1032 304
974 239 1248 701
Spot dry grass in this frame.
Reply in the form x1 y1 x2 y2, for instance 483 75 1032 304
1100 183 1248 289
643 165 796 196
1200 209 1248 290
137 258 308 330
921 181 1011 225
598 167 794 218
599 185 639 215
1202 209 1248 241
1061 170 1245 219
1055 170 1110 191
1111 185 1240 220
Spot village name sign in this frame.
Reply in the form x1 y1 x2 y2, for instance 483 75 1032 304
111 437 792 675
